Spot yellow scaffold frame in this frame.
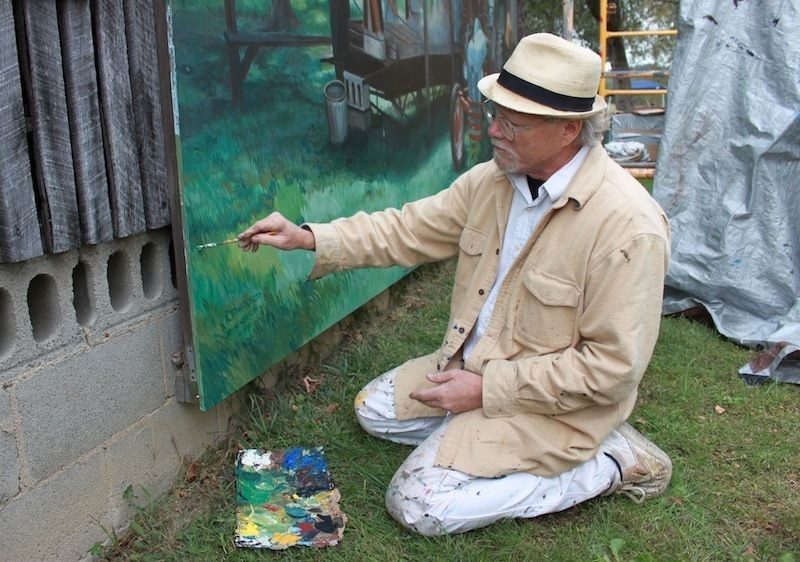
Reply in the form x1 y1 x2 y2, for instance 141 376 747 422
598 0 677 99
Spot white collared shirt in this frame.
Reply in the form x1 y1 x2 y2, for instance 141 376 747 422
463 145 590 361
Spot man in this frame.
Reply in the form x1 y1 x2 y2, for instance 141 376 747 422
238 33 671 536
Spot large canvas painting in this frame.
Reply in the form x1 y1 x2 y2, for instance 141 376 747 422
170 0 517 410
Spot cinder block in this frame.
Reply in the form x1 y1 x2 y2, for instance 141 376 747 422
16 322 165 482
148 399 224 470
0 387 13 429
104 397 232 532
0 430 20 504
104 423 175 530
159 307 185 399
0 251 84 380
0 451 108 562
82 229 179 345
0 389 20 503
0 228 178 382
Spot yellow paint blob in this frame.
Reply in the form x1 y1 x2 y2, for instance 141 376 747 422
271 532 301 546
236 512 260 537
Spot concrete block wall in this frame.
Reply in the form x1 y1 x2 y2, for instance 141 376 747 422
0 228 235 562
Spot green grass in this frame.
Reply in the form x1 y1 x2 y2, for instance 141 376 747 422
95 260 799 561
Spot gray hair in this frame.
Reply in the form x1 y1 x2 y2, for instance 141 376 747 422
577 111 610 147
545 110 610 148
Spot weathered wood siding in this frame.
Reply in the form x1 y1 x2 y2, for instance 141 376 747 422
0 0 170 263
0 0 42 262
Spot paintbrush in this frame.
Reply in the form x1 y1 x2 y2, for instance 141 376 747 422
195 238 239 251
196 232 278 251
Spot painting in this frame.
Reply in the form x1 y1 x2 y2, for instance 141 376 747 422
169 0 517 410
235 446 346 549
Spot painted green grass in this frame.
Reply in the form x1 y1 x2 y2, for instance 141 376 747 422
94 260 799 562
171 3 484 409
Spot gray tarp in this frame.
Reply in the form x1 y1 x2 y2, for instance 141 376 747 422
653 0 800 383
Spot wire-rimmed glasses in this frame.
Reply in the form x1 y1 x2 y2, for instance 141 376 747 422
482 100 538 142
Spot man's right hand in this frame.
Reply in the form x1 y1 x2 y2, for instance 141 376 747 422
237 212 316 252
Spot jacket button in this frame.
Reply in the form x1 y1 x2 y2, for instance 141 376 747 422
478 289 485 295
495 248 500 255
458 327 465 334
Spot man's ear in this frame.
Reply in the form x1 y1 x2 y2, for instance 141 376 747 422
561 119 583 147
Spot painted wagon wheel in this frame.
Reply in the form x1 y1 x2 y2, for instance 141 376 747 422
450 83 466 171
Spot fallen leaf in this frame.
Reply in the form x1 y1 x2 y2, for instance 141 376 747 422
667 496 684 507
714 405 726 414
291 404 299 412
303 376 320 394
402 294 425 310
326 403 340 415
184 460 199 483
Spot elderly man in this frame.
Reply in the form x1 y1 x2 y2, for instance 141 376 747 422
238 33 671 536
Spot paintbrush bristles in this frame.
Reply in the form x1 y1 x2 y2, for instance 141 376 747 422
196 232 277 250
196 238 239 250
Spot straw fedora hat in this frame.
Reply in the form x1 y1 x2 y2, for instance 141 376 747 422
478 33 607 118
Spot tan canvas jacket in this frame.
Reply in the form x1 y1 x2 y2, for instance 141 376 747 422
307 144 670 478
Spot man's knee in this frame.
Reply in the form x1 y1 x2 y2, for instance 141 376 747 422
353 387 385 438
384 473 451 536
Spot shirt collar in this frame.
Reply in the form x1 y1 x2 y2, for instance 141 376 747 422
508 145 591 207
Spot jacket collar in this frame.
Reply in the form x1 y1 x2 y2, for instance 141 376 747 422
490 143 608 231
551 144 608 210
493 169 514 237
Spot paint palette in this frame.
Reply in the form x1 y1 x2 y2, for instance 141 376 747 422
234 446 347 549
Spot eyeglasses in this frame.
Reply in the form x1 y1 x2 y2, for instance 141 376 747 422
482 100 539 142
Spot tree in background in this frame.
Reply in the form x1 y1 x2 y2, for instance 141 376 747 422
519 0 678 111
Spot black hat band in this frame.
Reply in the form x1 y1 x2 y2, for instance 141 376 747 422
497 69 595 112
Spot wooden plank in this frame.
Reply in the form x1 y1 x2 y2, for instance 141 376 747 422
0 0 43 263
92 0 146 237
58 0 114 245
123 0 170 229
22 0 81 253
154 0 197 402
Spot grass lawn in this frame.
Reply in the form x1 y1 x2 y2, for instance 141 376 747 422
95 260 799 562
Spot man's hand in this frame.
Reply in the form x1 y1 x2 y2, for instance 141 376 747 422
409 369 483 414
237 211 315 252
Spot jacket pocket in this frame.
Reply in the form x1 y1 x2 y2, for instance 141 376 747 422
452 226 488 310
514 269 581 350
458 226 487 256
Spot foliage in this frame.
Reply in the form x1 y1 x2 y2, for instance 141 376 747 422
520 0 679 68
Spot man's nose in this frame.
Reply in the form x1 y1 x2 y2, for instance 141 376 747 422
486 119 503 139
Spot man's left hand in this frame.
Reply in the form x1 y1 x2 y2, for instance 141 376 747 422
409 369 483 414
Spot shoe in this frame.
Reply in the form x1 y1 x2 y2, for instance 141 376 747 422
602 422 672 503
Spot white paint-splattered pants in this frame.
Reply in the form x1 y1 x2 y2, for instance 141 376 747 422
354 368 620 536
